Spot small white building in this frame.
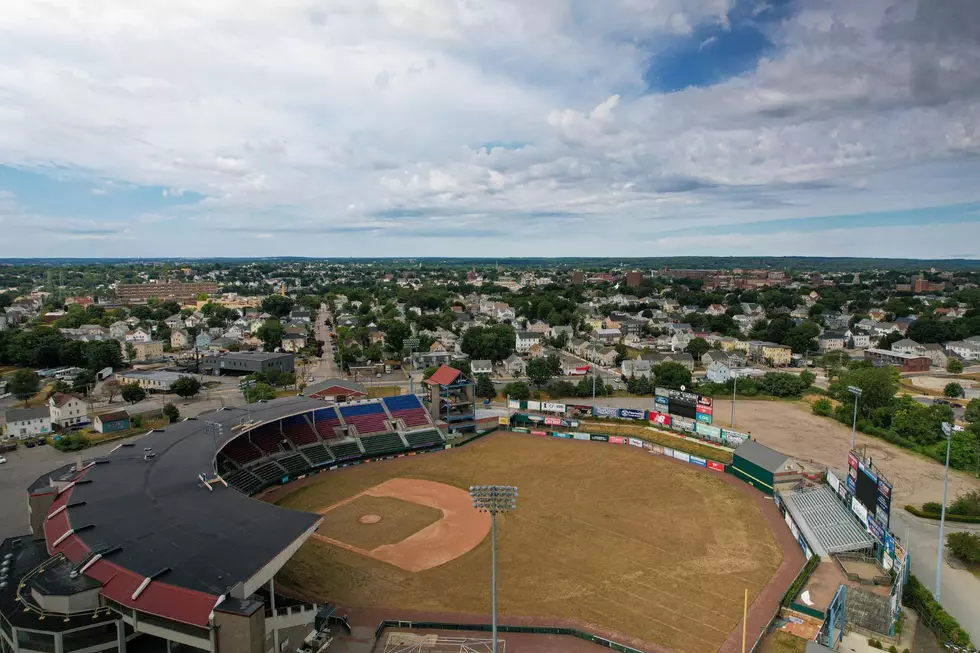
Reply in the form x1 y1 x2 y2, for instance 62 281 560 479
47 393 89 429
471 360 493 375
3 407 52 439
515 331 542 354
705 362 732 384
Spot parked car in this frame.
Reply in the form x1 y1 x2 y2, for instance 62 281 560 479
0 455 7 464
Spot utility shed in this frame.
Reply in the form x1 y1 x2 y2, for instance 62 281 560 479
730 439 801 495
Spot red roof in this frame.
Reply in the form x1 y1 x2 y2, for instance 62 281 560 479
425 364 461 386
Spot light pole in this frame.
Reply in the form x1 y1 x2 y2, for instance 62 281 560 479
205 421 223 473
731 373 738 428
935 421 953 601
470 485 518 653
591 366 597 412
847 385 863 450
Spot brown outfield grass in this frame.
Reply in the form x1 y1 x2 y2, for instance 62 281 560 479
269 433 792 653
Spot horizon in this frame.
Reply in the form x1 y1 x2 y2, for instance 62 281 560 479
2 0 979 257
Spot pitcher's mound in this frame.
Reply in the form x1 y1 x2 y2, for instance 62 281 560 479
359 514 382 524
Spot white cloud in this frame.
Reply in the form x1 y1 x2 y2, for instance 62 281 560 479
0 0 978 256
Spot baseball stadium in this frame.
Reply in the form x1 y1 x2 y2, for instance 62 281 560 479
1 366 908 653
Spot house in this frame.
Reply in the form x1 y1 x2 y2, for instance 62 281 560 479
734 315 756 334
619 320 644 337
184 314 204 328
526 320 552 336
818 332 846 352
551 325 573 340
223 325 246 340
706 304 727 316
595 328 622 344
945 340 980 362
868 309 886 321
471 360 493 375
664 352 695 370
164 314 185 329
526 343 547 359
670 332 693 352
429 340 447 353
195 333 213 349
47 393 89 429
891 339 925 357
494 303 516 321
503 354 526 376
864 348 931 373
3 407 52 439
302 378 367 403
109 321 129 339
761 343 792 367
93 410 131 434
124 327 151 343
873 322 900 336
845 330 871 350
592 347 618 367
369 331 386 346
515 331 543 354
116 370 202 392
413 350 453 367
289 309 311 323
281 333 307 353
621 359 653 379
706 362 732 384
210 336 239 351
921 343 948 369
132 340 164 361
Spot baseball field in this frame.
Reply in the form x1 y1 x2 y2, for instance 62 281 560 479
271 433 786 653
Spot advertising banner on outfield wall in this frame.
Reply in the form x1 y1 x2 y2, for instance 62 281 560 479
594 406 619 418
649 411 670 426
527 400 542 411
513 427 529 433
544 417 562 426
531 430 547 436
541 402 565 413
827 469 841 495
654 395 669 406
851 496 869 526
508 399 521 410
707 461 725 472
697 396 713 408
619 408 645 420
720 429 749 446
628 437 644 448
662 447 674 457
610 436 625 444
695 412 713 424
655 386 669 397
673 416 696 432
672 450 691 463
651 444 664 455
690 456 707 467
696 423 722 439
591 434 609 442
573 432 591 441
550 432 572 439
696 404 713 416
498 417 510 426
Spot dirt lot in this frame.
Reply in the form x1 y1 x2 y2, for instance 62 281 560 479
713 399 980 506
269 434 785 653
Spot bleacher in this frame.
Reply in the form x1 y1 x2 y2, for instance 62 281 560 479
282 415 318 446
383 395 431 429
248 424 286 455
252 461 286 483
222 437 264 466
330 440 363 460
339 403 389 436
278 453 311 475
225 469 264 495
313 407 343 440
301 444 334 466
405 430 444 448
359 432 407 456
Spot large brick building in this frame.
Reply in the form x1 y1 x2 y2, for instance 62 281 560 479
115 281 219 304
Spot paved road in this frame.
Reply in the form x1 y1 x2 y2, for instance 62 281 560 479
892 510 980 641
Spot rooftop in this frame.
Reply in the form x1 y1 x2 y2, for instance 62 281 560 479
734 439 791 473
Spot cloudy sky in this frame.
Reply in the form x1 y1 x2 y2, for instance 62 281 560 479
1 0 979 258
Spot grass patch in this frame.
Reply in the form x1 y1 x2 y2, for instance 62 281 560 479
579 420 733 463
761 631 808 653
367 385 401 398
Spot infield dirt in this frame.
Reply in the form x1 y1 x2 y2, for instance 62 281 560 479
270 433 787 653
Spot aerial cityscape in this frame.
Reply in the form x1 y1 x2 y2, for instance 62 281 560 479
2 1 980 653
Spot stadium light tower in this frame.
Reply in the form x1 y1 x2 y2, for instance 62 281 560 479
470 485 518 653
935 421 953 601
847 385 863 450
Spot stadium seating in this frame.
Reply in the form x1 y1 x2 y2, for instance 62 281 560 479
225 469 264 494
383 395 431 429
221 436 264 466
277 453 311 475
405 430 444 448
300 444 334 466
282 415 318 446
313 407 343 440
248 424 286 455
339 403 389 436
251 461 286 483
359 432 407 456
330 440 363 460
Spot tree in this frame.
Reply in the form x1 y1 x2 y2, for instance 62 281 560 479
245 382 276 403
836 366 898 417
100 380 121 404
8 369 40 406
84 339 122 372
163 403 181 423
950 490 980 517
966 398 980 424
878 331 905 350
125 342 136 362
475 374 496 399
761 372 807 397
944 382 964 398
947 358 964 374
654 362 692 390
46 379 71 399
72 369 95 394
812 398 833 416
684 338 710 363
261 295 295 318
121 383 147 405
449 360 472 378
526 358 554 387
460 324 517 363
169 376 202 399
784 322 821 355
256 319 286 351
799 370 816 388
946 532 980 564
502 381 531 400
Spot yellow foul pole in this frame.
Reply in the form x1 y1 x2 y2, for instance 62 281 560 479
742 588 748 653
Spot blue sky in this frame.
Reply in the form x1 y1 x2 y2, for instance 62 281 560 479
1 0 979 257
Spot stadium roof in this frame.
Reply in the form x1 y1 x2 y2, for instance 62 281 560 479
425 364 462 386
734 439 791 473
38 396 327 627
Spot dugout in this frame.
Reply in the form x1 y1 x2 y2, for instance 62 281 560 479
730 439 802 495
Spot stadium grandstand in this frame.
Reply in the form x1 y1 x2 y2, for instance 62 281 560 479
1 395 443 653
